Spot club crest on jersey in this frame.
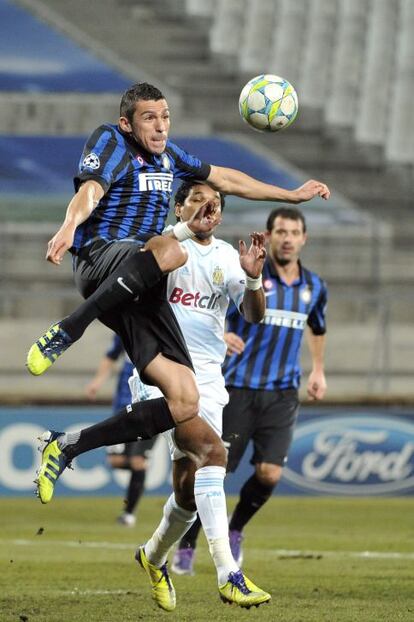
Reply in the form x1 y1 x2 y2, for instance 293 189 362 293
300 286 312 304
138 172 173 192
162 154 171 170
264 279 273 290
212 266 224 286
82 152 100 170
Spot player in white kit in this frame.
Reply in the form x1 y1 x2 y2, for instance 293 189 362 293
130 180 270 610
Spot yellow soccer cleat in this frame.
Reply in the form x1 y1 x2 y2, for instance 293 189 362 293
26 322 73 376
219 570 271 609
35 431 69 504
136 546 176 612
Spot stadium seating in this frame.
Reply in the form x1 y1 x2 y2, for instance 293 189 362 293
0 0 130 92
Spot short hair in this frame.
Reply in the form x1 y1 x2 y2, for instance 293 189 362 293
266 207 307 233
174 180 225 219
120 83 165 122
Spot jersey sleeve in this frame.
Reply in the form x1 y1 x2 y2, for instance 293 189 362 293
167 141 211 180
307 280 328 335
105 335 125 361
74 125 131 193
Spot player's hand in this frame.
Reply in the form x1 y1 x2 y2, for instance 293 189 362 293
85 380 99 401
239 232 266 278
293 180 330 203
187 201 222 235
46 226 75 265
224 332 245 356
307 370 327 400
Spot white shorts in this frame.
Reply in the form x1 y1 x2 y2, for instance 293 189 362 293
129 373 229 461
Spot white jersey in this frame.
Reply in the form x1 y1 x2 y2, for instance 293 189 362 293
167 236 246 384
129 235 246 459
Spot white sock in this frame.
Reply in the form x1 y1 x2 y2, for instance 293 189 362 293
194 466 239 585
144 493 197 568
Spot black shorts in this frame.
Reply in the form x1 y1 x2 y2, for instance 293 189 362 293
222 387 299 471
106 438 156 459
73 240 193 379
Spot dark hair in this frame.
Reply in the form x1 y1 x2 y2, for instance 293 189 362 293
120 83 165 122
174 180 225 220
266 207 306 233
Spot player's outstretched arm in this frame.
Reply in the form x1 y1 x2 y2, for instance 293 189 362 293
46 180 105 265
239 232 266 323
207 165 330 203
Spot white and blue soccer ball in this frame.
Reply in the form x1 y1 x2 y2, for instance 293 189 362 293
238 74 298 132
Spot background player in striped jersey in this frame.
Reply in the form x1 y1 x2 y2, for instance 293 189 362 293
85 334 155 527
129 179 270 609
27 83 329 530
173 206 327 573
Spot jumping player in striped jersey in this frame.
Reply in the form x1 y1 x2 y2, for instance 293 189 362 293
27 82 329 530
173 206 327 573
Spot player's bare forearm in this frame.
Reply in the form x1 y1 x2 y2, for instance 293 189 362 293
239 232 266 322
241 288 265 323
63 181 104 228
207 165 330 203
306 331 327 400
307 331 326 372
46 181 104 264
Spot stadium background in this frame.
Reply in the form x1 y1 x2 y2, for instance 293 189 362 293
1 2 414 620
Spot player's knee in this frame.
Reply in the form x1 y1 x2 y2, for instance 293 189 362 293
168 386 200 424
200 436 227 469
145 236 188 273
204 437 227 468
256 464 282 487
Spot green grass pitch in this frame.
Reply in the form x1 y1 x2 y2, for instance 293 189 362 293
1 496 413 621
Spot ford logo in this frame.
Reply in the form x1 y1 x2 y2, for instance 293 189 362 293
283 415 414 495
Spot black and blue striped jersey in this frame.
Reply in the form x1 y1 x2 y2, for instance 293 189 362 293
223 258 327 391
71 124 210 251
106 334 134 412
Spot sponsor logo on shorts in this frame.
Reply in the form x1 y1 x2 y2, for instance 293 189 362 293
262 309 307 329
138 172 173 192
169 287 221 310
283 416 414 494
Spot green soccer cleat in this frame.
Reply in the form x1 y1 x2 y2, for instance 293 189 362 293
136 546 176 612
26 322 73 376
219 570 271 609
35 430 69 504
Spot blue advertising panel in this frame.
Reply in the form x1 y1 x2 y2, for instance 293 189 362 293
1 406 414 497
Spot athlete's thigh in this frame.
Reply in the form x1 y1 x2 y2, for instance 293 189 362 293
73 240 144 297
143 353 198 403
252 388 299 467
222 387 256 473
100 295 194 379
165 379 228 462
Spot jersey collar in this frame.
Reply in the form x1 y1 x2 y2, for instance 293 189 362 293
266 256 304 286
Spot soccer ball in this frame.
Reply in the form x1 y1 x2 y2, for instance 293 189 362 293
238 74 298 132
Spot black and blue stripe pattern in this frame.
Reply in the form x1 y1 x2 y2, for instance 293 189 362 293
72 124 210 251
223 258 327 391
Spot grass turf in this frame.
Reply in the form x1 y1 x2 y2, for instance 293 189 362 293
1 496 413 621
